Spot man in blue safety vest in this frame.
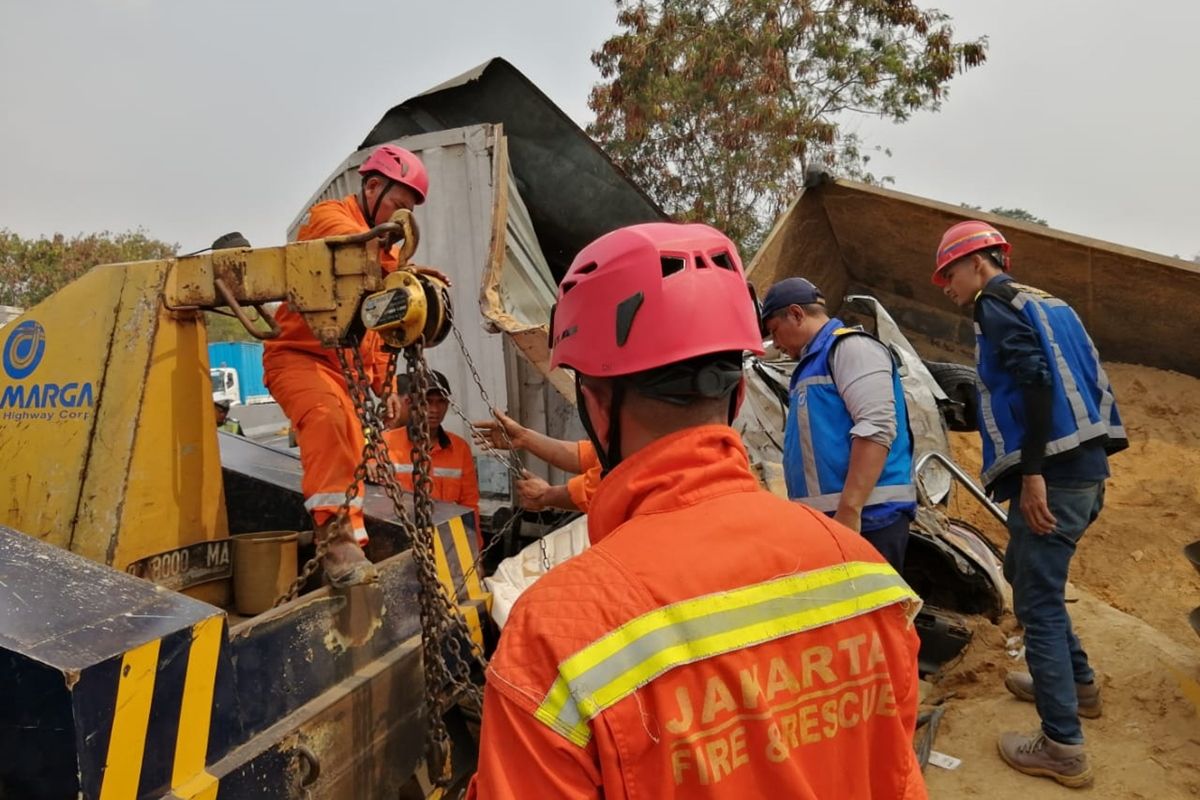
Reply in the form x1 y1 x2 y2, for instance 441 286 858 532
760 278 917 572
934 220 1127 789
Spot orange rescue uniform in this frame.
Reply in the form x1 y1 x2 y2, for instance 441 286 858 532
566 440 602 512
469 425 926 799
263 195 397 545
383 425 482 545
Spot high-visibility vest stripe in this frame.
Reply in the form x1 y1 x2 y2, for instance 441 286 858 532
799 483 918 513
303 493 363 511
532 561 919 746
391 464 464 479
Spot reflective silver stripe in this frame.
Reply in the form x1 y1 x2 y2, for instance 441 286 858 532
974 325 1007 460
352 526 368 545
978 291 1121 487
794 375 835 389
534 562 920 745
304 493 363 511
798 483 918 513
793 385 822 496
980 420 1113 486
1026 298 1093 433
1085 329 1119 434
392 464 462 478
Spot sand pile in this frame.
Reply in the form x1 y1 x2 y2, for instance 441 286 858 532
924 362 1200 797
944 362 1200 644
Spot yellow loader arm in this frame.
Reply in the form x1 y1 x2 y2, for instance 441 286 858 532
0 219 433 603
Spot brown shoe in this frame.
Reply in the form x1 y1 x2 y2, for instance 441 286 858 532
998 730 1093 788
1005 671 1103 719
318 515 378 588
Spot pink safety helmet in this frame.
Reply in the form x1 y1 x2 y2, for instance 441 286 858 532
549 222 764 378
358 145 429 205
933 220 1011 286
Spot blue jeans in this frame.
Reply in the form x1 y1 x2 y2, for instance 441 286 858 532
1004 479 1104 745
862 515 910 573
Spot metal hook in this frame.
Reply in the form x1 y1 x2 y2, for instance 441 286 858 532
214 278 282 340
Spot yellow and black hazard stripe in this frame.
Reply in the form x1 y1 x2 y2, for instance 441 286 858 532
84 614 229 800
431 512 492 650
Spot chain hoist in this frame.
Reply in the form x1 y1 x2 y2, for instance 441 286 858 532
274 208 567 787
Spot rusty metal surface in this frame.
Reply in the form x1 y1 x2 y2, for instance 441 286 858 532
204 636 428 799
166 238 387 348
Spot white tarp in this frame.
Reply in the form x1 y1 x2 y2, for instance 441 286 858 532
484 515 590 628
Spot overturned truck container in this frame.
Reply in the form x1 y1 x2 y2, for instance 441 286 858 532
295 60 1012 674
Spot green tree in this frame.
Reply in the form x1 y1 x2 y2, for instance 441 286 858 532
961 204 1049 226
205 311 263 343
0 228 178 307
0 228 259 342
588 0 988 250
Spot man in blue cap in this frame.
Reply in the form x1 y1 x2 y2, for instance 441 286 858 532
759 278 916 570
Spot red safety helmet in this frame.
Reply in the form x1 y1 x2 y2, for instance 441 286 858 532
933 220 1011 286
550 222 764 377
358 145 429 205
550 222 764 471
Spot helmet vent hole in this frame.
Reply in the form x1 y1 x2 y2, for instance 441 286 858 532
575 261 599 275
711 251 734 270
560 280 577 295
695 256 708 269
660 256 686 278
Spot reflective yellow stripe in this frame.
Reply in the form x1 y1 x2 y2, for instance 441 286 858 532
448 516 484 601
431 526 456 601
99 638 161 800
460 601 485 649
172 774 219 800
534 561 919 746
171 615 223 797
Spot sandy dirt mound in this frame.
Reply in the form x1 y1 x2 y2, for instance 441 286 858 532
944 362 1200 645
924 587 1200 798
923 362 1200 796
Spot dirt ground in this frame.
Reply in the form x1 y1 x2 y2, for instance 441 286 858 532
922 362 1200 797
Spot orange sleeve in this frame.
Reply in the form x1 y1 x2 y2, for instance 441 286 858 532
360 330 394 395
565 440 603 511
566 466 601 512
576 440 600 474
467 681 602 800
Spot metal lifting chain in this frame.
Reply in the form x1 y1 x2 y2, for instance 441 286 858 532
274 306 560 783
402 341 492 784
443 320 574 590
450 323 523 471
296 338 491 786
273 345 406 607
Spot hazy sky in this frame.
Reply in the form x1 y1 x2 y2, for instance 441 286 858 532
1 0 1197 259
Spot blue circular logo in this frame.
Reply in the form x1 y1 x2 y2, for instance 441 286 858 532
3 320 47 380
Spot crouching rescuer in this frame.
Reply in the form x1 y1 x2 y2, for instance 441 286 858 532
469 223 928 798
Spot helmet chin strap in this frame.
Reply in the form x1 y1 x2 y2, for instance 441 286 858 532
360 177 396 226
576 371 745 477
575 374 624 477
